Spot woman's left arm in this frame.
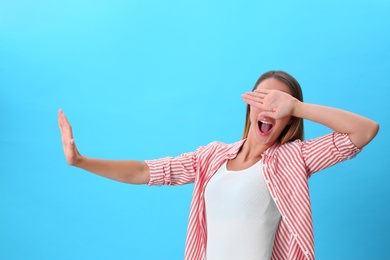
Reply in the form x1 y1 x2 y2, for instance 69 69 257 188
242 89 379 149
293 102 379 149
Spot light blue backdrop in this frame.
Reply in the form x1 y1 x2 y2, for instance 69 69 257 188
1 0 389 259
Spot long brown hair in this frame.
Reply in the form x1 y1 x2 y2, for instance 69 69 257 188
242 70 304 144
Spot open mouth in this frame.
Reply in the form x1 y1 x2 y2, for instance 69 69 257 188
258 120 273 134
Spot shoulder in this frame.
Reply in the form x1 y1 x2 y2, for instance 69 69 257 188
267 133 334 158
196 140 243 154
189 140 245 165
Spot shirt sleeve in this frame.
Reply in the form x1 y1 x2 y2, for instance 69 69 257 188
145 145 206 186
301 132 362 177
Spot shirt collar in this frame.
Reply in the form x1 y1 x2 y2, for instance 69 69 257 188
225 139 246 159
263 141 280 158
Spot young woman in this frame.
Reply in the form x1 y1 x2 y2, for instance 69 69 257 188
58 70 379 260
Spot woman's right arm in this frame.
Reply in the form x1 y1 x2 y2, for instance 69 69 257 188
58 109 150 184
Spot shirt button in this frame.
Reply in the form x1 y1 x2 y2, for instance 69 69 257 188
304 251 310 255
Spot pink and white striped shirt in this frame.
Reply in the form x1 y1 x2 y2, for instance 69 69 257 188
146 132 361 260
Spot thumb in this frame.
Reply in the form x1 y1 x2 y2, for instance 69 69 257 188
258 110 275 119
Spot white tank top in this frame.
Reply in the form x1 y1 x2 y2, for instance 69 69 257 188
204 159 281 260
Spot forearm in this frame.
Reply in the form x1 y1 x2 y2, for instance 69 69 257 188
293 101 379 148
74 156 150 184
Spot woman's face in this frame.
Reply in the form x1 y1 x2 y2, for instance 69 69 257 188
248 77 293 147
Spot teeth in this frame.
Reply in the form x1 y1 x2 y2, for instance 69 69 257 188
260 120 272 125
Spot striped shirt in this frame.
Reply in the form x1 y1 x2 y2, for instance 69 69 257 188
146 132 361 260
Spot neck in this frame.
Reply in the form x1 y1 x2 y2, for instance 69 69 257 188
238 137 271 163
240 124 281 159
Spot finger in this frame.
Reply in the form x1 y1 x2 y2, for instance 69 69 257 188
58 109 63 127
58 109 68 129
242 95 262 106
64 138 76 150
253 89 270 95
58 109 74 139
243 91 267 99
242 97 273 112
241 92 266 103
58 109 70 127
258 110 275 119
242 96 258 106
242 93 274 111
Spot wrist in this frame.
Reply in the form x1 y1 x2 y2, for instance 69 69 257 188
292 99 303 118
71 153 84 167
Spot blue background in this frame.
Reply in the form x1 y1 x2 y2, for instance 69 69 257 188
1 0 389 259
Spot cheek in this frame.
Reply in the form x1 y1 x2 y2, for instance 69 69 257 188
249 108 259 123
249 106 261 117
276 117 292 130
